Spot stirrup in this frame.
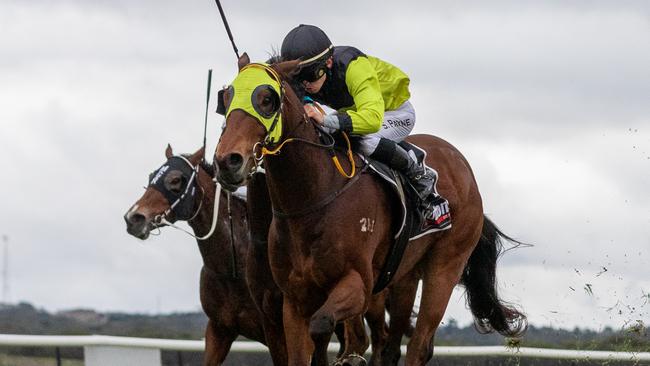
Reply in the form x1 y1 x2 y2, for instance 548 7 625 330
420 195 451 232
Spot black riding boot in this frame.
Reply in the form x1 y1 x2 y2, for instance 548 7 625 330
371 138 451 231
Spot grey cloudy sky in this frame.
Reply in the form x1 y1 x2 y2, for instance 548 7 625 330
1 0 649 332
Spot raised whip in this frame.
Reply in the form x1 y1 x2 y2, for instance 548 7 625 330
214 0 240 59
202 69 212 156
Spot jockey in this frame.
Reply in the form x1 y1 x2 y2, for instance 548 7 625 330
281 24 450 231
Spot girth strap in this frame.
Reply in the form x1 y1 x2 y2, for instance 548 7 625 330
372 173 413 294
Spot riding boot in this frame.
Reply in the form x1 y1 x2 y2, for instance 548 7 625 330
370 138 451 231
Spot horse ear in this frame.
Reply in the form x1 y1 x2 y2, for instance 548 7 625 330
165 144 173 158
273 60 301 79
238 52 250 71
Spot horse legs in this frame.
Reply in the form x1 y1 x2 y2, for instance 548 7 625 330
404 249 469 366
381 271 420 366
203 319 237 366
246 174 289 365
365 292 388 366
246 244 288 366
310 271 369 366
340 315 370 365
334 316 370 362
262 308 289 366
283 299 315 366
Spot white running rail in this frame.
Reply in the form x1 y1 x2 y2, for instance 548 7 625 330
1 334 649 362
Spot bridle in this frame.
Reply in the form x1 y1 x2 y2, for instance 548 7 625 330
147 155 237 278
149 155 222 241
227 63 357 180
222 63 365 218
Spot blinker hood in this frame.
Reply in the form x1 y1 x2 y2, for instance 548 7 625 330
225 64 283 144
148 156 198 220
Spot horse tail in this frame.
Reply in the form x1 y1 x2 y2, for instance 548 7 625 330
460 215 528 338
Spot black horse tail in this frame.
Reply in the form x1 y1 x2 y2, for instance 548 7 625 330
460 215 528 338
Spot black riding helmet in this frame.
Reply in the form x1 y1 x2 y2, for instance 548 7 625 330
281 24 334 82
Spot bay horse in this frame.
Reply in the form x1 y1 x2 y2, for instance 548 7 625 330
124 145 289 365
214 57 526 366
123 145 409 365
247 161 419 366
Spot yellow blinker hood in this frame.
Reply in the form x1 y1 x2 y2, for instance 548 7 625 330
225 63 283 144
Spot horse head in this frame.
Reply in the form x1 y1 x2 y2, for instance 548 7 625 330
214 53 302 192
124 144 207 239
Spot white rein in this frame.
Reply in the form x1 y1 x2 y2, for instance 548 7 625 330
158 180 223 241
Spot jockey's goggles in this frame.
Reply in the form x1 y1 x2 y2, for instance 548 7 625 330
297 61 327 83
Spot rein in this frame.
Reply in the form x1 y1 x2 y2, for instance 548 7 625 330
262 90 365 218
230 63 355 179
151 159 239 279
254 118 334 159
309 101 356 178
157 181 239 279
155 182 223 241
256 124 356 179
226 63 364 218
253 101 357 179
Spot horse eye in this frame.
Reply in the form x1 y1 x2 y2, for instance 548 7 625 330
164 173 184 193
251 85 279 118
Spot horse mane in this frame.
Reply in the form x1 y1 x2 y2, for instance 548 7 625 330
179 153 216 178
201 159 216 177
267 52 307 102
266 52 281 64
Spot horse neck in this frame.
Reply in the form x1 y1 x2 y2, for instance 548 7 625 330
264 116 343 214
189 170 240 277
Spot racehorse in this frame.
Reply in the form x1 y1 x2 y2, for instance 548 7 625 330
214 56 526 366
123 145 411 365
247 162 419 366
124 145 288 365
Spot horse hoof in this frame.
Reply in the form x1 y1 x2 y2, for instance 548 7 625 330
338 354 367 366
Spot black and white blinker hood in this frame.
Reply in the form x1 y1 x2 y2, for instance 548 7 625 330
148 156 199 221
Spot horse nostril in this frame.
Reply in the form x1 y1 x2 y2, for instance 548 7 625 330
225 153 243 171
126 212 146 227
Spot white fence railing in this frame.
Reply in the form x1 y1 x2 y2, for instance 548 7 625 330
0 334 649 364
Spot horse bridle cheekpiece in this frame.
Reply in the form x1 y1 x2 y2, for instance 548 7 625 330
220 63 284 144
148 155 201 222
